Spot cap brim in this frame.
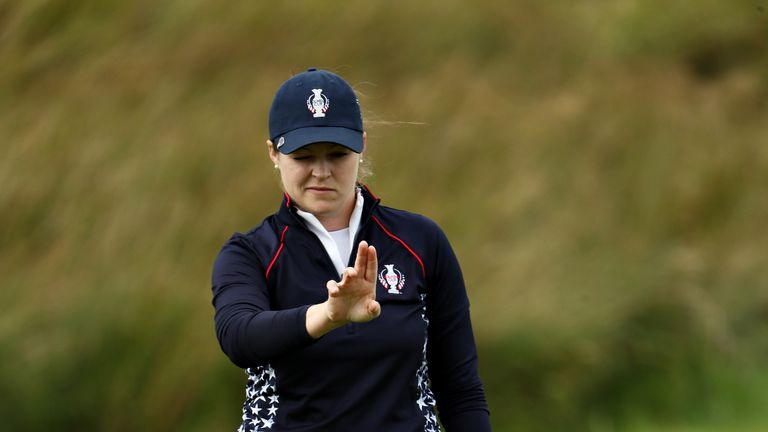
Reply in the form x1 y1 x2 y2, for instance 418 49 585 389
276 126 363 154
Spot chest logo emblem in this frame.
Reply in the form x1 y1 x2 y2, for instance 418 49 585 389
379 264 405 294
307 88 329 118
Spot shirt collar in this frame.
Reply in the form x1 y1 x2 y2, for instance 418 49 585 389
276 184 380 228
294 188 365 276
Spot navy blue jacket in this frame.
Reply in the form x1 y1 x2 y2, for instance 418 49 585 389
212 186 490 431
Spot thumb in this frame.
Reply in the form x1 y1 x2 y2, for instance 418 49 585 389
367 300 381 318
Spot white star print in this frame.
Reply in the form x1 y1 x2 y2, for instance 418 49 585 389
416 396 428 410
240 365 280 431
414 294 440 430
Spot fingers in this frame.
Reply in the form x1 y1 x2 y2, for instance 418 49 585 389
339 267 357 287
353 241 368 275
326 280 340 297
365 245 377 282
353 241 378 282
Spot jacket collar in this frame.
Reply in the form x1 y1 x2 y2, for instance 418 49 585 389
275 184 381 228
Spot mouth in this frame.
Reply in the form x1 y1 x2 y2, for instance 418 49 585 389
306 186 335 193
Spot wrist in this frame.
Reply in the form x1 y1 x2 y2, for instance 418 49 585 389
306 302 346 339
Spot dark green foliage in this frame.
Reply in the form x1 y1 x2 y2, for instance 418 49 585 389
2 1 767 430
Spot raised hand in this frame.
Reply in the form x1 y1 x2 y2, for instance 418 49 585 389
326 241 380 323
306 241 380 338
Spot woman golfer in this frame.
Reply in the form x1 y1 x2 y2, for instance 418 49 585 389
212 68 490 431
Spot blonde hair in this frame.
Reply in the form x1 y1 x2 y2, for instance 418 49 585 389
357 155 373 183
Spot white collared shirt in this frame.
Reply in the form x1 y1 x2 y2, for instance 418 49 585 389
295 188 364 278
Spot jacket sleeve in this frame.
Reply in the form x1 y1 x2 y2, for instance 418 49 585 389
211 233 315 368
426 225 491 431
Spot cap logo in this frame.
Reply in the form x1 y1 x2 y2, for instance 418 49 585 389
307 89 329 118
276 136 285 150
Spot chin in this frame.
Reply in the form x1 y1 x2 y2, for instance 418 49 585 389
303 200 337 215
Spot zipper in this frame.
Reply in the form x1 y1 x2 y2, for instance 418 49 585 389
283 193 380 336
347 217 373 267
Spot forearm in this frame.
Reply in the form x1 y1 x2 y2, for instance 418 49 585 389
426 227 491 430
429 309 490 429
215 302 314 368
441 408 492 432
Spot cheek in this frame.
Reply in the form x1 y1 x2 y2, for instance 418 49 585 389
341 160 360 180
279 166 305 190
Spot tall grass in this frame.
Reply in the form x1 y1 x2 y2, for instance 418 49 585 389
1 1 767 430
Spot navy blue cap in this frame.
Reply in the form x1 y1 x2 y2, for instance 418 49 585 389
269 68 363 154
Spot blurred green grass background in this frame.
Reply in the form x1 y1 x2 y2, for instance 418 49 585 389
1 0 767 430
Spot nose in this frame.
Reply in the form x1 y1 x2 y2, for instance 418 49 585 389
311 158 331 178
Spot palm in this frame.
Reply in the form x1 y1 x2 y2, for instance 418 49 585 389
326 241 380 323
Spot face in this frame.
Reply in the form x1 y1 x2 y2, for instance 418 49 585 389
269 140 363 229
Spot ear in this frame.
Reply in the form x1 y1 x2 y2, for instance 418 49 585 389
267 140 280 165
361 131 367 157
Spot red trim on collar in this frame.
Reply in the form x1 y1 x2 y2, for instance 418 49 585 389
266 226 289 279
361 184 379 201
284 193 291 208
372 216 425 277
